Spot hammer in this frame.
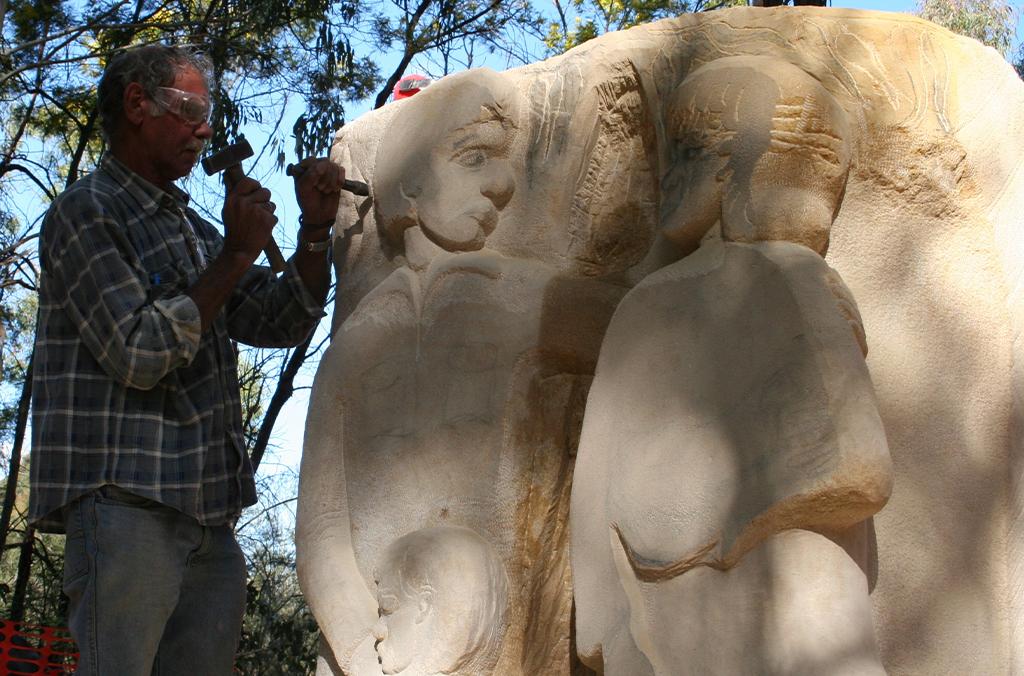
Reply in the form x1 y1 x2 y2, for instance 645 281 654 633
202 138 287 273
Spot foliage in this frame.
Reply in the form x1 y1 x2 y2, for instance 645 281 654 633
0 458 66 628
1 0 381 196
350 0 544 109
0 529 67 627
543 0 745 54
236 471 319 675
915 0 1018 55
0 220 36 451
238 350 273 448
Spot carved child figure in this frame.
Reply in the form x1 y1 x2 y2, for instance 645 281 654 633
299 62 658 675
372 526 509 676
570 55 893 675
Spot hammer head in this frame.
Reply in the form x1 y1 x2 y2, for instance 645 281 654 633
201 137 254 176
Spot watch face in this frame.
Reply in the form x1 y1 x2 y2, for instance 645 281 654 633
305 238 332 252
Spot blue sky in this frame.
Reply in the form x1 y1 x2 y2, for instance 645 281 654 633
835 0 914 10
833 0 1022 51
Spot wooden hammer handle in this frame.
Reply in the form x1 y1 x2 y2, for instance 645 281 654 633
224 166 287 274
262 236 287 274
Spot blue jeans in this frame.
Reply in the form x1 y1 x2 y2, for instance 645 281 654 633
62 486 247 675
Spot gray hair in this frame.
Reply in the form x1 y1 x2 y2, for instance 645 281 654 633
97 44 212 143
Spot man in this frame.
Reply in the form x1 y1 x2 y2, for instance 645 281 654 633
28 44 343 674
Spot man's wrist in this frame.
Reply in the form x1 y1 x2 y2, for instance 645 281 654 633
300 225 331 240
215 247 258 271
299 214 335 231
300 226 332 253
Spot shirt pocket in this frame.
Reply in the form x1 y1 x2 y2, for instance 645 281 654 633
145 261 189 302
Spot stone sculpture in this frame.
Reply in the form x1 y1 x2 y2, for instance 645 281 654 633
297 7 1024 675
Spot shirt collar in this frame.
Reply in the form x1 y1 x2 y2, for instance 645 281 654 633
100 154 193 215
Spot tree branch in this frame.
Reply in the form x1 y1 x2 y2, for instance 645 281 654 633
250 328 318 473
0 164 55 200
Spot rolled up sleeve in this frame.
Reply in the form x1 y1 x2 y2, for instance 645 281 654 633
224 257 327 348
43 193 199 391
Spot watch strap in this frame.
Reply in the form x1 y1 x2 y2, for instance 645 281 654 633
299 214 336 230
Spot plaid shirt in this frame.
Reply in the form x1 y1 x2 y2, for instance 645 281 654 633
29 155 326 533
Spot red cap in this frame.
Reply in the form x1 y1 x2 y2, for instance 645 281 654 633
393 74 432 100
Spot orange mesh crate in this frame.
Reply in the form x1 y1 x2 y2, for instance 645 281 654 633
0 619 77 674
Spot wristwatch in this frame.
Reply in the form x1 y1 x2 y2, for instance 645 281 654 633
299 214 333 252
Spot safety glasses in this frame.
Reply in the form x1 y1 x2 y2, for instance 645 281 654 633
150 86 212 126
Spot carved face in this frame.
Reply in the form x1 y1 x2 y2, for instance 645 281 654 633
415 115 516 251
373 575 425 675
374 70 518 254
371 526 509 676
660 78 734 249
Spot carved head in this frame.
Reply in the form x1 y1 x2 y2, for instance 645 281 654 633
374 69 518 254
660 56 850 254
372 526 508 675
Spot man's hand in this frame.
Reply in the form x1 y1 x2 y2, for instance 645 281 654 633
222 176 278 263
292 158 345 227
190 176 278 332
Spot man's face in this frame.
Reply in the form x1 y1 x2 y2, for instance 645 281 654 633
373 576 422 674
139 66 213 186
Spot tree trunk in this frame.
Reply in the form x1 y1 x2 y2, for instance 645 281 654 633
0 349 34 561
250 330 317 473
65 108 99 188
374 49 419 109
10 527 35 621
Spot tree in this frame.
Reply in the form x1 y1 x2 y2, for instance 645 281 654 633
235 471 319 675
0 455 67 630
916 0 1018 56
349 0 544 110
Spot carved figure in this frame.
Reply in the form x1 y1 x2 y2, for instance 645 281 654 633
298 64 643 675
372 526 509 675
570 55 891 674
